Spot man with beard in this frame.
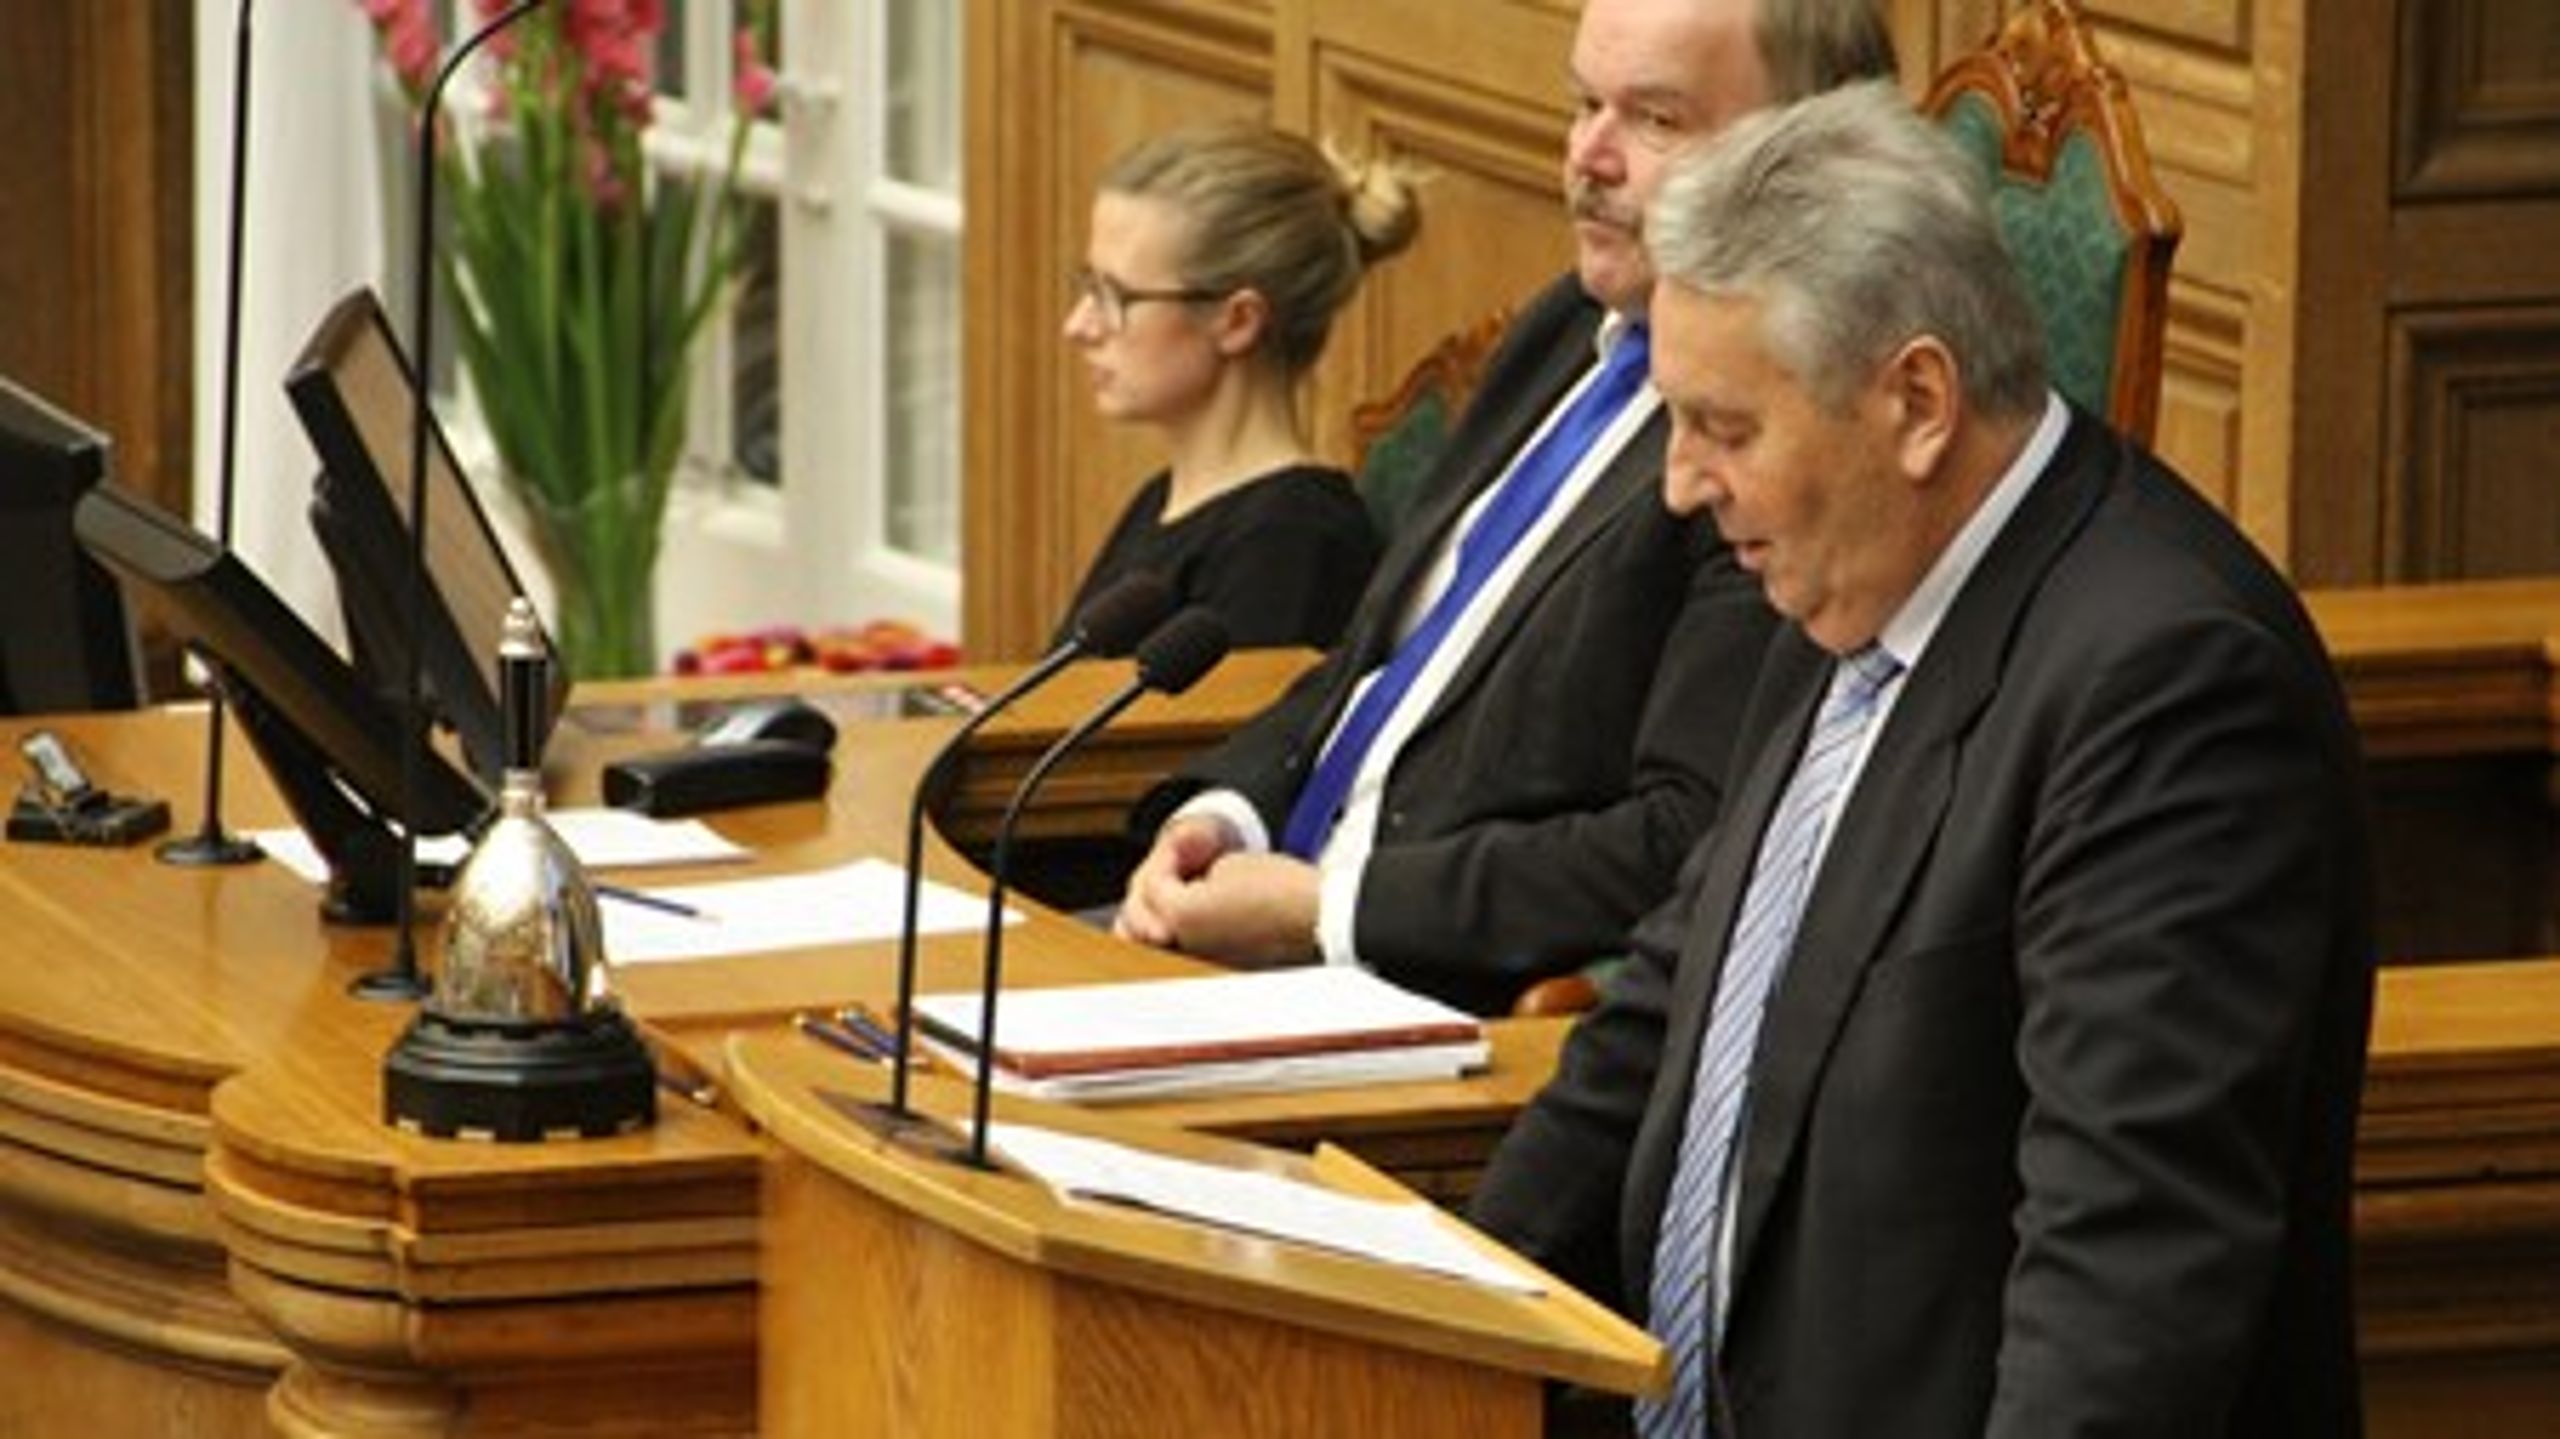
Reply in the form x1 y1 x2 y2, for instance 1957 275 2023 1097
1113 0 1897 1016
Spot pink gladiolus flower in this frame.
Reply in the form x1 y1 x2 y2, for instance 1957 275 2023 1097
735 29 776 115
361 0 439 93
349 0 768 682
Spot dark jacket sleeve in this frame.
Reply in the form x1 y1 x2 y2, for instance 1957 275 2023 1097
1351 526 1772 1012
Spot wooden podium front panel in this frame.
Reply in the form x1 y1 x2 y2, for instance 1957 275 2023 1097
759 1145 1539 1439
763 1151 1052 1437
0 1292 270 1439
1054 1280 1535 1439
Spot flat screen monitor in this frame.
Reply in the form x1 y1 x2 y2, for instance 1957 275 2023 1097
0 376 141 714
286 286 564 783
73 481 485 921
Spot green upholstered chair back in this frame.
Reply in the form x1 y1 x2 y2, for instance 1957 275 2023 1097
1350 309 1509 541
1921 1 2181 443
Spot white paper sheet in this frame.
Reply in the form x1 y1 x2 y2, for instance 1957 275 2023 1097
601 858 1017 965
918 1033 1489 1103
252 807 748 885
912 966 1486 1069
986 1120 1541 1294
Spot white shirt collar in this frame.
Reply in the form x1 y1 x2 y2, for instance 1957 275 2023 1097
1874 391 2069 672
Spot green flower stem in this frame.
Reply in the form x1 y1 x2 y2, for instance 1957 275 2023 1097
421 12 758 679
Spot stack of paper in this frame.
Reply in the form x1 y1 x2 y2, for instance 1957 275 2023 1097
985 1120 1539 1293
910 966 1489 1102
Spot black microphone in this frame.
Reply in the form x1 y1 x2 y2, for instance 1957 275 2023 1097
883 571 1173 1114
157 0 264 871
354 0 551 1004
959 606 1230 1167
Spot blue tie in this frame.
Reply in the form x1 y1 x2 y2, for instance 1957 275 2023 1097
1278 326 1651 858
1637 645 1904 1439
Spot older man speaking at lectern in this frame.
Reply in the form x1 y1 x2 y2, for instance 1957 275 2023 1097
1473 81 2376 1437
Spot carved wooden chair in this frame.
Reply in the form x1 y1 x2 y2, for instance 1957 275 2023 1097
1348 308 1510 541
1921 0 2182 443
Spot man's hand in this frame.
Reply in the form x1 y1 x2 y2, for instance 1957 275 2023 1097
1151 852 1323 968
1114 814 1239 947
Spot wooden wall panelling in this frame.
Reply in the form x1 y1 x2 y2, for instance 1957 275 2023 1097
2393 0 2560 201
2291 0 2560 584
2385 306 2560 582
2373 1 2560 582
0 3 192 521
1300 4 1581 467
967 0 2560 647
0 4 194 692
2067 10 2263 529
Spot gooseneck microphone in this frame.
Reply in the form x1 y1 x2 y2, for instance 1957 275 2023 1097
158 0 264 871
883 572 1174 1114
959 606 1230 1167
354 0 551 1003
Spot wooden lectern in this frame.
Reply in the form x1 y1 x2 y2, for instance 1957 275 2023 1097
725 1031 1663 1437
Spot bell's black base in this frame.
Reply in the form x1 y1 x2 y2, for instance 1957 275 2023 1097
383 1008 656 1142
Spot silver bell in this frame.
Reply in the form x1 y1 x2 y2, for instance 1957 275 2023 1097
384 597 653 1141
431 767 604 1022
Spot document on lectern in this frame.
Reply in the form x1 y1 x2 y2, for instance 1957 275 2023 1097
909 967 1491 1102
602 858 1017 965
985 1119 1542 1294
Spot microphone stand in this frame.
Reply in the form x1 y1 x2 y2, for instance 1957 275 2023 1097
158 0 263 870
883 646 1076 1113
353 0 549 1002
884 573 1171 1115
958 609 1228 1168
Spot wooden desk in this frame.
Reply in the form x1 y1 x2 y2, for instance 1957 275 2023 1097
2305 579 2560 960
0 650 1547 1438
6 600 2560 1435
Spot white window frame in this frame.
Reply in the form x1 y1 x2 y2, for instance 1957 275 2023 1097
761 0 964 639
203 2 964 664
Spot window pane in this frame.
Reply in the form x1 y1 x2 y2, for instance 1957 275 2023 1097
886 230 959 563
656 0 691 102
885 3 960 189
731 199 782 485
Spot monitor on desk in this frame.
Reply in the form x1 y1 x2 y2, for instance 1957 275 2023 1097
0 376 141 715
287 285 564 784
73 482 486 920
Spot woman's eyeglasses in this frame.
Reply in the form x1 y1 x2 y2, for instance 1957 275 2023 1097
1069 266 1225 332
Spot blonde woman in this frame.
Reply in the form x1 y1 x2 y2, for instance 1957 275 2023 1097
1057 122 1421 650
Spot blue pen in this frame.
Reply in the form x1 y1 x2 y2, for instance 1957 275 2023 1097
794 1011 888 1064
598 883 708 921
836 1005 907 1060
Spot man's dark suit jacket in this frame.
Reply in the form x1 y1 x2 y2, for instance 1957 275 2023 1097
1132 275 1775 1016
1473 409 2375 1435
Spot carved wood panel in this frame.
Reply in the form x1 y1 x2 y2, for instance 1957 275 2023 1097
2385 306 2560 581
1304 45 1577 466
2395 0 2560 199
